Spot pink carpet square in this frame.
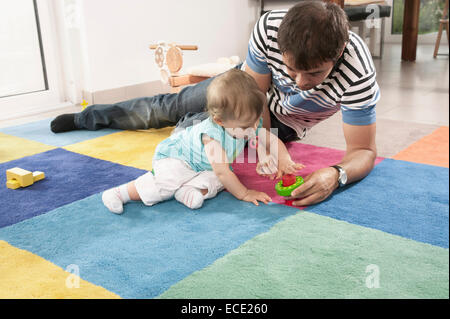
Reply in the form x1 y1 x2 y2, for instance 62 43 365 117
232 142 384 207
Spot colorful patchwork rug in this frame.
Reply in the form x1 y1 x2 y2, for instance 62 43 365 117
0 118 448 298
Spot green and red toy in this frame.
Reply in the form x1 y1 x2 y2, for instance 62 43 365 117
275 174 304 205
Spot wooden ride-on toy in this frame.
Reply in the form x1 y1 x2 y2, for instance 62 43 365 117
149 42 208 93
6 167 45 189
149 42 240 93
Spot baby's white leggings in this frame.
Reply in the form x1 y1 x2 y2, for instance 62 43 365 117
135 157 224 207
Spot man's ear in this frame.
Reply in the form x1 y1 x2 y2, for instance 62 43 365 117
332 44 346 67
338 43 347 59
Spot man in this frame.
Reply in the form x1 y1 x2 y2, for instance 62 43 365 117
51 1 379 207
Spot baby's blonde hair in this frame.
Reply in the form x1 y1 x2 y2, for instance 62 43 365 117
206 69 266 122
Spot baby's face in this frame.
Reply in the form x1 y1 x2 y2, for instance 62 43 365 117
221 117 260 140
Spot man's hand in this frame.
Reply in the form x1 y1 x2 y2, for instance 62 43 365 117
288 122 377 206
288 167 339 206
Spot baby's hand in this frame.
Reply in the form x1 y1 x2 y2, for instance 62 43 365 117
276 157 305 179
256 154 278 179
242 189 272 206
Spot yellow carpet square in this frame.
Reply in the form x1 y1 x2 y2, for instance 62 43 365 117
0 133 55 164
63 127 174 171
0 241 120 299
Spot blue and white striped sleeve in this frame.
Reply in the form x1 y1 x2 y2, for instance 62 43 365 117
340 73 380 126
245 12 271 75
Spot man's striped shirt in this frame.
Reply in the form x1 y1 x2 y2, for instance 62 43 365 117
244 10 380 138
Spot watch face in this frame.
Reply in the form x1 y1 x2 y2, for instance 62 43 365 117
340 171 347 185
332 165 347 187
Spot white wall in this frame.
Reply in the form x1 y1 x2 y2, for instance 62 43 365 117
73 0 260 93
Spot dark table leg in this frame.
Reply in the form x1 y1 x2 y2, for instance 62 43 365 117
402 0 421 61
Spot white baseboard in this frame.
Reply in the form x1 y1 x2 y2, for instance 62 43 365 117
0 101 73 122
0 80 171 122
83 80 172 105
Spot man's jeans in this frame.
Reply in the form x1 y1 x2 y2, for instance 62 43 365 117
74 73 299 143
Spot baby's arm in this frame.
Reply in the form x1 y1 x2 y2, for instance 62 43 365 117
203 134 271 206
256 127 304 179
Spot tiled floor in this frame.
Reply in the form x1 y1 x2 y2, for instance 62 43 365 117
375 43 449 126
301 43 449 155
0 43 448 130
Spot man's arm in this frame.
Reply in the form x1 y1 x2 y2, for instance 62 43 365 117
290 122 377 206
338 122 377 185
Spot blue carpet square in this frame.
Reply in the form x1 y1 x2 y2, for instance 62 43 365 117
0 148 146 228
307 159 449 248
0 118 121 147
0 192 299 298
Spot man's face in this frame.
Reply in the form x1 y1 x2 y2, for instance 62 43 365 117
282 53 335 91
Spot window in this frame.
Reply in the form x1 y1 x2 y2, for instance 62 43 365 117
384 0 447 44
392 0 446 34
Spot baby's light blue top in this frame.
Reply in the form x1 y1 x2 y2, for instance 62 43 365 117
154 117 260 172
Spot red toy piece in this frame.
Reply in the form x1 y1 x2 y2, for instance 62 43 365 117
285 199 294 206
281 175 296 206
282 174 296 187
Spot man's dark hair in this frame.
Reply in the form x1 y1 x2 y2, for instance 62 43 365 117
278 0 349 71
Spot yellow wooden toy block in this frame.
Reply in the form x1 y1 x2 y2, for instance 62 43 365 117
32 171 45 182
6 179 20 189
6 167 33 187
6 167 46 189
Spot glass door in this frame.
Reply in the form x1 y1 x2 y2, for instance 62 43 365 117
385 0 448 44
0 0 66 121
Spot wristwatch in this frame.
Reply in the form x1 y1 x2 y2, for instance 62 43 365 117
331 165 347 188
